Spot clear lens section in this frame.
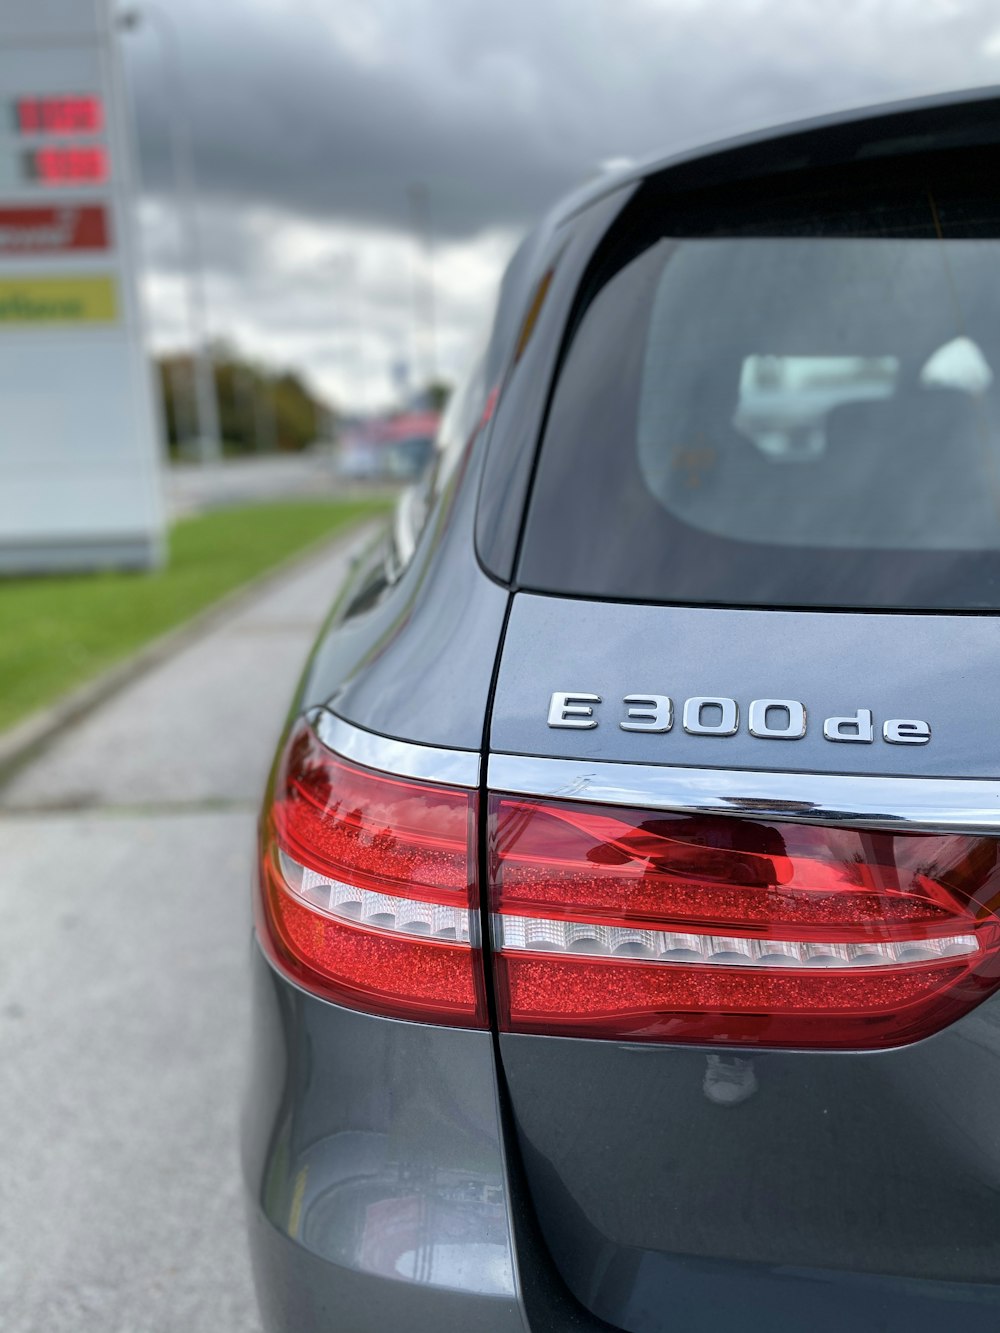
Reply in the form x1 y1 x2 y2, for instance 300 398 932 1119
493 913 978 969
279 848 471 942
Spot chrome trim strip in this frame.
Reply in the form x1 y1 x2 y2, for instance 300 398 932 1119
312 709 481 789
487 753 1000 834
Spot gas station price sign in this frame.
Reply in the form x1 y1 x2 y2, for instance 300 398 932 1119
8 93 109 186
0 0 164 576
13 95 103 135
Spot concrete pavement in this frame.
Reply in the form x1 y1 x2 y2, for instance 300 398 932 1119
0 525 374 1332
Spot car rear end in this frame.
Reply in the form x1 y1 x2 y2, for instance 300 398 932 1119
245 90 1000 1331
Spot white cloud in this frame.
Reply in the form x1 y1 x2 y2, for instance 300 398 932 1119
139 200 516 409
125 0 1000 411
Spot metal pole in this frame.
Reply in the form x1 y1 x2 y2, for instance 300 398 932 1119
256 372 277 454
169 357 193 449
345 253 367 412
406 182 437 391
233 364 253 451
233 365 275 454
329 251 365 412
119 4 221 463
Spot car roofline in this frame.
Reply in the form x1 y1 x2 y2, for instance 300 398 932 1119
548 83 1000 230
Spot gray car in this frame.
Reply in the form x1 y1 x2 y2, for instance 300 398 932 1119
244 88 1000 1332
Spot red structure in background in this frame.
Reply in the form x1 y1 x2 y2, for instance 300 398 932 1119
368 410 441 445
338 410 442 481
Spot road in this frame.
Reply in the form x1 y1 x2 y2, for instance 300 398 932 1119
0 527 373 1333
165 453 395 518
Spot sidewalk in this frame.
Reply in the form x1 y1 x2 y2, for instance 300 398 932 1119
0 526 373 1333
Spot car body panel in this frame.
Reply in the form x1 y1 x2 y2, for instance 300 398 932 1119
243 944 525 1319
490 594 1000 778
600 84 1000 208
247 87 1000 1332
498 1015 1000 1333
487 593 1000 1328
246 1217 527 1333
295 431 507 753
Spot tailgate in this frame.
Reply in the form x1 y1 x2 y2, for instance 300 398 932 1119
485 592 1000 1332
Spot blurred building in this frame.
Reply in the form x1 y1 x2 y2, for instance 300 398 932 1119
336 409 440 482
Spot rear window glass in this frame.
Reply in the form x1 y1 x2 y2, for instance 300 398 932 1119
518 233 1000 609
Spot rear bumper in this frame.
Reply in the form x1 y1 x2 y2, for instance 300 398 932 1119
243 941 1000 1333
246 1206 528 1333
244 940 589 1333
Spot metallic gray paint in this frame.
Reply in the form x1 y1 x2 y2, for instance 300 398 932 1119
492 594 1000 778
243 946 523 1314
247 1217 530 1333
245 949 618 1332
499 1006 1000 1332
298 422 509 752
491 587 1000 1329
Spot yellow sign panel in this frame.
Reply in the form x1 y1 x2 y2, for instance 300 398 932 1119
0 275 117 324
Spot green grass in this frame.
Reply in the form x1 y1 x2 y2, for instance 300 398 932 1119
0 498 389 734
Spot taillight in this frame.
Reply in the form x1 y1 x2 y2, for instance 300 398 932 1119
257 721 486 1027
488 795 1000 1048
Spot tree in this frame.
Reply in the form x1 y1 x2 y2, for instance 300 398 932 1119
155 349 333 456
423 378 452 413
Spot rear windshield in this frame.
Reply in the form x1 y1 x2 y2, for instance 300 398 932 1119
518 233 1000 609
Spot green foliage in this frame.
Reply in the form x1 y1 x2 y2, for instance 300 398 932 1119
157 351 334 456
424 379 453 413
271 371 322 451
0 499 388 733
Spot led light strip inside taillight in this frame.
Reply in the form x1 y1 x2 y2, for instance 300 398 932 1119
493 914 978 968
278 850 473 942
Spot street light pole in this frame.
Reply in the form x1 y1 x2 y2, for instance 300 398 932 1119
328 250 366 412
118 4 221 463
406 182 437 394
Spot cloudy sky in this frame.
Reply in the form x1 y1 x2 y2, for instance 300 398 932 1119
121 0 1000 411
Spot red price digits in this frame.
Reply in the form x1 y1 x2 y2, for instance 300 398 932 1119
30 146 109 184
16 96 103 135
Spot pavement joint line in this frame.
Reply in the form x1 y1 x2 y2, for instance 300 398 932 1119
0 797 259 818
0 517 382 791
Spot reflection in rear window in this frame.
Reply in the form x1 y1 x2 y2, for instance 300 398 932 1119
519 237 1000 609
639 239 1000 551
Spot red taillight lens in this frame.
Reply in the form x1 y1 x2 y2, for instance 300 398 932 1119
489 796 1000 1048
258 722 486 1027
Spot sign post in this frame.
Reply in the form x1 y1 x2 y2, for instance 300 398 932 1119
0 0 165 572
